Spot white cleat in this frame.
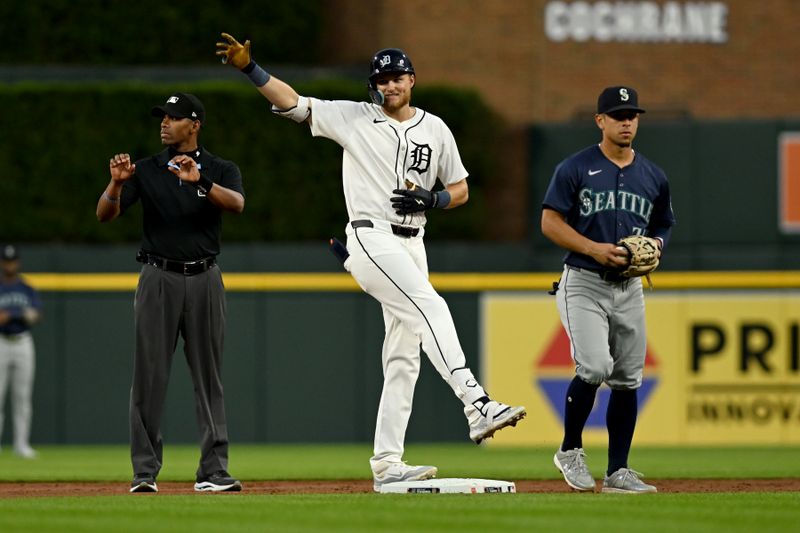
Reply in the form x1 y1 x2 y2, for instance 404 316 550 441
467 401 526 444
14 446 38 459
373 461 438 492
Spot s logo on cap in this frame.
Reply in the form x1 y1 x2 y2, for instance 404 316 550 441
167 96 179 104
619 88 629 102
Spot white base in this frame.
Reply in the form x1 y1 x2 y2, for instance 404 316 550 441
379 478 516 494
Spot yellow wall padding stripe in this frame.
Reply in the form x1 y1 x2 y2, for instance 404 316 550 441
23 271 800 292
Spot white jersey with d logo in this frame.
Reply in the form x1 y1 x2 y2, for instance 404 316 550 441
309 99 467 229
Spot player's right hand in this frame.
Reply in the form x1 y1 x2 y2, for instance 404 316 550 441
109 153 135 183
592 242 630 269
216 32 251 70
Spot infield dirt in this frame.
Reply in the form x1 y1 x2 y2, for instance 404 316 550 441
0 479 798 498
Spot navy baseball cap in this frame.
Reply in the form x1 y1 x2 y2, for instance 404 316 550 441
597 86 646 114
1 244 18 261
151 92 205 123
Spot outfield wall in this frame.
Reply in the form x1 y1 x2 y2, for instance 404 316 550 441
11 270 800 446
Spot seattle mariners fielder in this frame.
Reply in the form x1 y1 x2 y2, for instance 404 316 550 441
541 86 675 493
216 33 526 491
0 245 41 459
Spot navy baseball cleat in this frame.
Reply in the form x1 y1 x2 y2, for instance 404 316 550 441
194 471 243 492
130 473 158 493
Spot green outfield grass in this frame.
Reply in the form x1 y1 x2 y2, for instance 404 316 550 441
1 444 799 532
1 443 799 481
1 493 799 533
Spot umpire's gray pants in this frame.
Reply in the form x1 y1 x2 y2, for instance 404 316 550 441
130 264 229 479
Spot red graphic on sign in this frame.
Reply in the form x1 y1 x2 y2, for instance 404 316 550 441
533 325 661 428
536 326 659 369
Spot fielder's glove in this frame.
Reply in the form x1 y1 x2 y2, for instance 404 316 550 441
616 235 661 279
216 32 251 69
391 181 443 215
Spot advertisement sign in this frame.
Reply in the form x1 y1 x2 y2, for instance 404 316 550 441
483 292 800 445
544 1 729 43
779 132 800 233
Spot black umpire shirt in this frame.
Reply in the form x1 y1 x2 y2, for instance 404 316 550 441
119 147 244 261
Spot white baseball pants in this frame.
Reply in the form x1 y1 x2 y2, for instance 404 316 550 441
345 220 485 468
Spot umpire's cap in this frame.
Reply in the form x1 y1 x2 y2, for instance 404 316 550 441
1 244 19 261
151 93 205 123
597 86 646 115
368 48 415 89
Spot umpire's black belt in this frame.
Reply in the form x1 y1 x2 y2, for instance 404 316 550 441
137 251 216 276
567 264 626 283
351 219 420 238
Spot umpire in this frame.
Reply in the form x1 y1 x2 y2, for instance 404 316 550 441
96 93 245 493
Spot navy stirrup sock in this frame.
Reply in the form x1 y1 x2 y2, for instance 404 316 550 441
606 388 638 475
561 376 600 451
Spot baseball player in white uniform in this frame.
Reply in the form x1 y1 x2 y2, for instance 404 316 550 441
216 34 526 490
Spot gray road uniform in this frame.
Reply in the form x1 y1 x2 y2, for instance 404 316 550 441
0 256 41 457
542 84 675 494
543 144 674 388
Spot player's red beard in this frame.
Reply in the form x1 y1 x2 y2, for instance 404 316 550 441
382 89 412 112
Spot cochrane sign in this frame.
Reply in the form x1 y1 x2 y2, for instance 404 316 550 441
544 1 729 43
482 292 800 446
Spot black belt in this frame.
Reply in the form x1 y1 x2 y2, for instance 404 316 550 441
351 219 420 238
136 251 216 276
567 264 626 283
1 332 27 341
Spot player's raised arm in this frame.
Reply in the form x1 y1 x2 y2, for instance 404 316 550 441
216 32 311 123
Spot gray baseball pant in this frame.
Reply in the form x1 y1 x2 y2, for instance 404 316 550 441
555 265 646 389
0 332 35 451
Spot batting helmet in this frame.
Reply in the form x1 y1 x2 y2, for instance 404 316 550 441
367 48 415 105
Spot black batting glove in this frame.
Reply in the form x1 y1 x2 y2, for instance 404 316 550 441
391 186 439 214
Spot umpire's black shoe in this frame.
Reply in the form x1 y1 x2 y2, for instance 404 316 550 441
130 473 158 493
194 471 242 492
